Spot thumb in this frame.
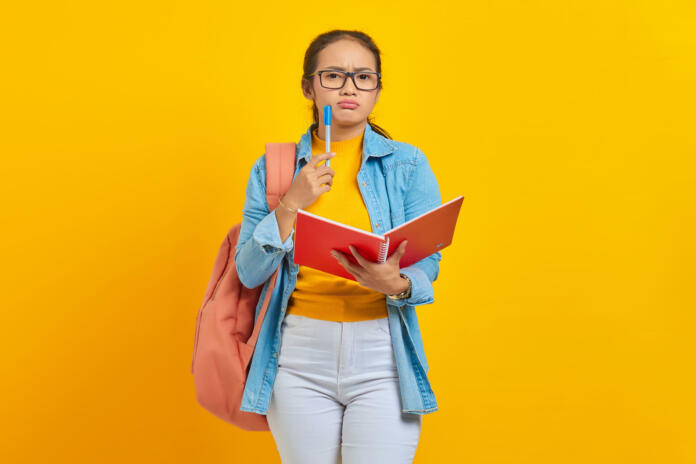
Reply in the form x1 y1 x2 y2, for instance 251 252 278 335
399 240 408 256
389 240 408 264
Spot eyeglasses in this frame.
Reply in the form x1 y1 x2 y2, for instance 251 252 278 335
307 70 381 90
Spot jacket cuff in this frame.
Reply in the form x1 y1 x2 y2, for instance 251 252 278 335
252 209 295 255
387 264 434 308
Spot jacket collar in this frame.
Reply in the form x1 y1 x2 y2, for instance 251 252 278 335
296 122 396 167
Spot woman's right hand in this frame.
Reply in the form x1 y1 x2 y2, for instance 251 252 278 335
281 152 336 210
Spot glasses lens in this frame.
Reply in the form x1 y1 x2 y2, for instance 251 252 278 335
321 71 378 90
354 72 379 90
321 71 345 88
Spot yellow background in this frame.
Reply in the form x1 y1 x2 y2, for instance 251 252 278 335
2 1 694 462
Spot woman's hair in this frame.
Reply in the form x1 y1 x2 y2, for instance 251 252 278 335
301 29 392 140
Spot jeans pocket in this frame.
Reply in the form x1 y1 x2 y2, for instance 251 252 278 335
376 317 390 336
279 315 303 368
283 313 305 331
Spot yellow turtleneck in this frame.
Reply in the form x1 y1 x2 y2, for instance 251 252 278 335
285 126 388 322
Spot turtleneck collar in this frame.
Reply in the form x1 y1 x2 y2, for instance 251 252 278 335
294 122 397 169
311 126 364 153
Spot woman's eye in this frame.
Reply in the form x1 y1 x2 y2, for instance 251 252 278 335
357 74 369 80
327 73 340 78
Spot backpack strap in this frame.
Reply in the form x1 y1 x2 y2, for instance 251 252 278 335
245 143 295 337
264 142 297 211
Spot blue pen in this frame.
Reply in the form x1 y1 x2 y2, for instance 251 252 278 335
324 105 331 168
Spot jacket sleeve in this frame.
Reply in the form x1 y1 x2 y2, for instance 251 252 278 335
387 147 442 308
234 155 295 289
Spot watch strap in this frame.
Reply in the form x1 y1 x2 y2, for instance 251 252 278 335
387 273 411 300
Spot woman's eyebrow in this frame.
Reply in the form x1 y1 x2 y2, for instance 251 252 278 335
324 65 375 71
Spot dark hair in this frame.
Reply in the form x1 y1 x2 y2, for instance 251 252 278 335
301 29 392 140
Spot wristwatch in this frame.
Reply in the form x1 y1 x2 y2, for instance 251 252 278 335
387 273 412 300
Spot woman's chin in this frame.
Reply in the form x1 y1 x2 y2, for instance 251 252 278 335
334 113 365 126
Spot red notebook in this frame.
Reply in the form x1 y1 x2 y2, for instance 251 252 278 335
293 195 464 281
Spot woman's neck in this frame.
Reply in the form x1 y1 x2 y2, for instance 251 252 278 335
314 121 367 142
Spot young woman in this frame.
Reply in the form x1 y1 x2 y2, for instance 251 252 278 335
235 29 443 464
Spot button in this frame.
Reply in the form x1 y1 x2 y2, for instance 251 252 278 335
361 181 367 186
273 353 278 358
375 223 380 228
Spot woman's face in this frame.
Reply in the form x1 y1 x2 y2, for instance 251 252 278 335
302 38 381 128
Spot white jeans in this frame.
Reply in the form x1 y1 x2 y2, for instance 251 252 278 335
267 313 423 464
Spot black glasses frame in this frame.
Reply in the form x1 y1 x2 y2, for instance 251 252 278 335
307 70 382 90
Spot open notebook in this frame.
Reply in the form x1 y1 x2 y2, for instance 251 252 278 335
293 195 464 281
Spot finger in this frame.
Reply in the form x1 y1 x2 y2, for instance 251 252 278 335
310 152 336 168
316 165 335 177
348 245 370 269
388 240 408 263
398 240 408 258
317 173 333 185
332 250 361 276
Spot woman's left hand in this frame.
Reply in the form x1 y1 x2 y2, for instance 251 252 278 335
330 241 409 295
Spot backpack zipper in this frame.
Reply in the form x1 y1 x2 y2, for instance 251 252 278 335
192 259 231 372
191 307 203 373
210 262 231 301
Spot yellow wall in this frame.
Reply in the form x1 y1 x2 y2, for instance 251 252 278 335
2 1 694 462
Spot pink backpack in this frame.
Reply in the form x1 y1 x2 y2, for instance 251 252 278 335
191 142 296 431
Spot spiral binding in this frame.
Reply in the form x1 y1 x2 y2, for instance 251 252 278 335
377 237 390 263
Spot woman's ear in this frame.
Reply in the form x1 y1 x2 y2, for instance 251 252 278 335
301 79 314 100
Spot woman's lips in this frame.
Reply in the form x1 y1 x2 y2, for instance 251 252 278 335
338 102 359 109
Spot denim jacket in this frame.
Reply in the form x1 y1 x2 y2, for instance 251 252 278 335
236 122 442 415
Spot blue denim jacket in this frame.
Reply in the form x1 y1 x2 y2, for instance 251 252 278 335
236 122 442 415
